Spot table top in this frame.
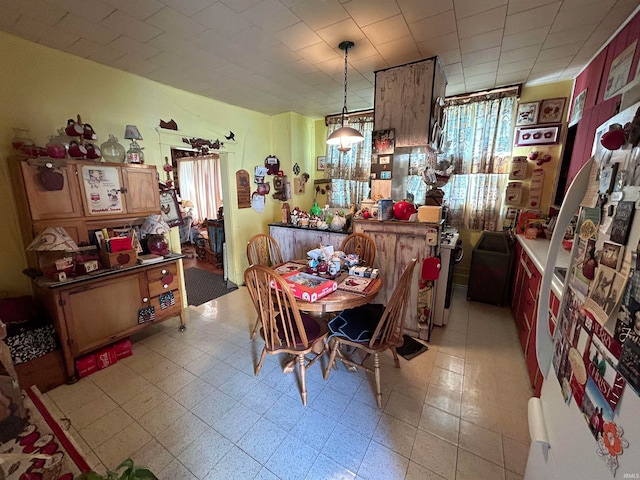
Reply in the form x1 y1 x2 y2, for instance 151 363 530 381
293 271 382 314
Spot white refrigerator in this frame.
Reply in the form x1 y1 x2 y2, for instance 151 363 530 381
526 102 640 479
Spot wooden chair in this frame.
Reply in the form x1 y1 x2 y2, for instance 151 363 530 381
340 233 376 266
246 234 285 339
246 234 284 267
244 265 328 406
323 258 418 408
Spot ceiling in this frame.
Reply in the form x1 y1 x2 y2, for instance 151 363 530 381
1 0 638 118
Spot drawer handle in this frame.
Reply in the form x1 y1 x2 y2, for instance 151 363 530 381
161 269 168 275
142 297 149 303
163 284 169 289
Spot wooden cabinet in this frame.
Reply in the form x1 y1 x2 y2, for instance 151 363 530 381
19 162 83 220
269 223 348 261
353 220 440 339
33 258 184 382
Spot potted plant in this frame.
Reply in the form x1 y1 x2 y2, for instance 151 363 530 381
74 459 157 480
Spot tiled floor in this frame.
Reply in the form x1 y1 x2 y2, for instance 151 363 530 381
43 285 532 480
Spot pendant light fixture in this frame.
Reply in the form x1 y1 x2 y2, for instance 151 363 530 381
326 41 364 153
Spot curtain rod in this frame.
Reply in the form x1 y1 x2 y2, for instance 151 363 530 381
445 84 522 102
325 109 374 126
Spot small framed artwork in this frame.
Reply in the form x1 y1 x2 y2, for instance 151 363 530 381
516 102 540 126
514 126 560 147
380 171 392 179
538 98 566 124
372 129 395 154
370 173 377 179
159 189 183 227
600 241 624 271
316 156 326 171
599 163 618 194
379 155 391 165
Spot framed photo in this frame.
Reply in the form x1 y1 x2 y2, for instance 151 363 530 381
516 102 540 126
380 171 392 180
316 156 326 171
601 241 624 271
379 155 391 165
538 98 566 124
159 189 183 227
599 163 618 194
514 126 560 147
372 129 395 154
569 89 587 126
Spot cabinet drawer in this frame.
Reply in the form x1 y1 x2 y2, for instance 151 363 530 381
147 264 179 297
527 263 541 294
149 289 182 318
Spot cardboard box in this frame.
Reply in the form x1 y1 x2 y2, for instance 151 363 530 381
100 249 137 269
95 346 117 369
417 206 442 223
113 339 132 359
279 271 337 302
75 354 97 378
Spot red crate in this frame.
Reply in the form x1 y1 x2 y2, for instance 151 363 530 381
75 354 97 378
113 339 132 359
95 346 117 370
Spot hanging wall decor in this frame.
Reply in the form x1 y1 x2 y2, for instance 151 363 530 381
236 169 251 209
182 137 224 154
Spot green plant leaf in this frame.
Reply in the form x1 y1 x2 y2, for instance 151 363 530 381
115 459 134 472
133 468 158 479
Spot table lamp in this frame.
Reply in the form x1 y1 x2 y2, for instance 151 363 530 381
26 227 79 279
124 125 144 164
140 214 170 255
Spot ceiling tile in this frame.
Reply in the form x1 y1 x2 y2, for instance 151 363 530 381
417 32 459 57
454 0 507 20
543 23 596 50
550 1 616 33
108 35 160 61
241 0 301 33
57 13 120 45
6 16 43 43
349 54 389 73
465 72 497 88
161 0 211 16
275 22 322 50
146 7 207 38
504 2 560 36
464 60 498 77
40 25 82 49
438 49 462 65
537 42 582 62
195 3 253 35
496 70 530 85
230 25 281 51
498 58 535 74
289 0 350 30
297 41 341 64
501 26 549 52
397 0 453 22
262 43 301 64
45 0 114 22
530 55 574 73
110 53 161 75
375 35 421 64
459 29 503 54
507 0 559 15
0 0 67 26
527 71 562 84
500 44 542 64
446 83 467 95
363 15 411 46
313 56 344 75
220 0 263 13
462 46 500 67
444 62 463 76
102 10 162 43
445 73 464 84
408 10 456 43
457 6 507 39
315 18 367 48
66 37 123 63
344 39 378 60
343 0 401 28
101 0 164 20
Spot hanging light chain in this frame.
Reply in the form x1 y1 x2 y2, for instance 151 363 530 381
342 43 349 117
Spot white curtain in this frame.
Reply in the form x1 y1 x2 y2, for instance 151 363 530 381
440 93 516 231
178 154 223 221
326 113 374 208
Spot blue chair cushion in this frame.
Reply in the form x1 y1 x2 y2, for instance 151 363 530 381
328 303 385 342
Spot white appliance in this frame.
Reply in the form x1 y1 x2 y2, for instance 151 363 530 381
433 229 461 326
526 103 640 479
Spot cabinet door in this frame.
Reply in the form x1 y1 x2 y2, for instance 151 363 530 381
61 273 146 355
20 162 83 220
122 165 160 214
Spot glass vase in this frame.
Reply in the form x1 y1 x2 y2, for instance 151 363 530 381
100 134 126 163
12 127 34 151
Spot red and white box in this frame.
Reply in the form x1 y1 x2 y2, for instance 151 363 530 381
279 271 337 303
113 339 133 360
75 354 97 378
95 346 117 370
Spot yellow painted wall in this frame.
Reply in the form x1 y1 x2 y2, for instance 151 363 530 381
0 32 317 294
454 80 574 287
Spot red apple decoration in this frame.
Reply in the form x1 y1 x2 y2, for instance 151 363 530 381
393 201 416 221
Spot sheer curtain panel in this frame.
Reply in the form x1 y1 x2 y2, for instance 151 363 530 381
178 154 223 221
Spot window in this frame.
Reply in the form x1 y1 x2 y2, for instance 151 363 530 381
325 112 374 208
440 88 518 231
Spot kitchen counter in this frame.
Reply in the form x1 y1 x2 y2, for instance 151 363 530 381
515 235 571 297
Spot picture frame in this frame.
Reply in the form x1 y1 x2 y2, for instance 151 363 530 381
380 171 392 180
316 156 326 171
569 89 587 126
600 241 624 271
514 126 560 147
538 98 566 124
159 189 183 227
372 129 395 154
379 155 391 165
516 102 540 126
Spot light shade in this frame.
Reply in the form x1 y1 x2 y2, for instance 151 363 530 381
140 214 170 236
26 227 78 251
326 126 365 151
124 125 143 140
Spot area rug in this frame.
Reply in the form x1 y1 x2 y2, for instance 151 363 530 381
396 334 429 361
184 267 238 306
0 386 91 479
